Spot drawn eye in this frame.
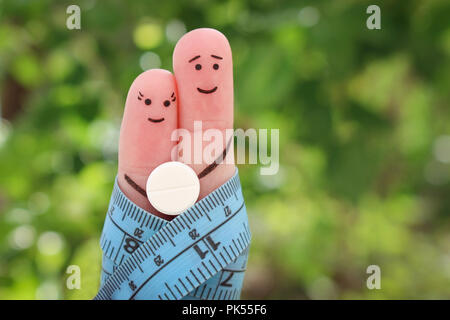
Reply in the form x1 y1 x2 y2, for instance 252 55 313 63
163 100 170 107
213 63 219 70
145 99 151 105
195 64 202 70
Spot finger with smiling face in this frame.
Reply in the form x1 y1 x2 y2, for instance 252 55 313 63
173 28 235 200
118 69 178 218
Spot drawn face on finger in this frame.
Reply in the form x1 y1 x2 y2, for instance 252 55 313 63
128 71 177 125
119 69 177 170
137 89 176 123
188 54 223 94
173 28 233 117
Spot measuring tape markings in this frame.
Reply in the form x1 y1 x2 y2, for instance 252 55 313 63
98 195 248 300
188 246 249 300
96 170 250 300
100 199 248 299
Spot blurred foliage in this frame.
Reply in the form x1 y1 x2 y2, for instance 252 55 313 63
0 0 450 299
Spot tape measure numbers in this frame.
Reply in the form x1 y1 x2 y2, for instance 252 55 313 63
95 169 251 300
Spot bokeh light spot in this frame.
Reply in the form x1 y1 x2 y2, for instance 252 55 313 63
298 6 320 27
139 51 161 70
9 225 36 250
37 232 64 255
35 280 61 300
433 135 450 163
165 19 186 43
0 118 12 148
133 23 163 50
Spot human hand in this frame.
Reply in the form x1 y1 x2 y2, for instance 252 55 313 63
117 28 235 219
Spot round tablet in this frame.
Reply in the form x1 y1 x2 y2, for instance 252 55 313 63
146 161 200 216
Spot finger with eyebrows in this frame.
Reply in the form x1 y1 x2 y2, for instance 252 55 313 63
118 69 178 219
173 28 235 200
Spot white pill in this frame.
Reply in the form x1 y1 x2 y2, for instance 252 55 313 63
146 161 200 216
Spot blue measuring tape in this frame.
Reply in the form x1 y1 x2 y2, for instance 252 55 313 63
95 169 251 300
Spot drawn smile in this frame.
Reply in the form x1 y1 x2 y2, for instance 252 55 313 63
148 117 165 123
197 86 218 94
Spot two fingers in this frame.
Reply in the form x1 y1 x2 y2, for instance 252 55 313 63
117 28 235 219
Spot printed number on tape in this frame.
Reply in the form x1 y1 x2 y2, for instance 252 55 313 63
95 169 250 300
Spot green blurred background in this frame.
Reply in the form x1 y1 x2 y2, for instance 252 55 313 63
1 0 450 299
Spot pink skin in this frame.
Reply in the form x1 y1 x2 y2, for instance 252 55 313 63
173 28 235 200
118 69 177 217
118 29 235 220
